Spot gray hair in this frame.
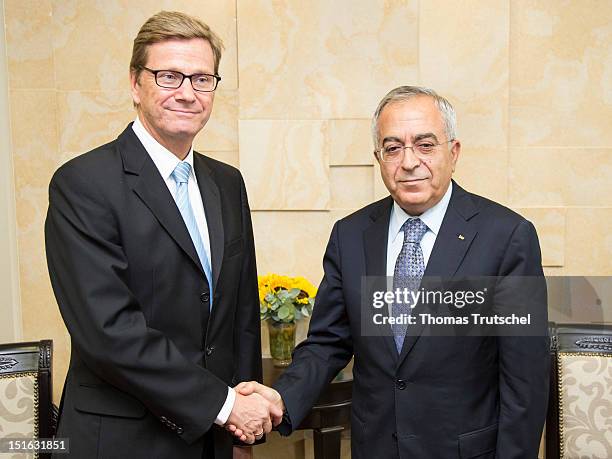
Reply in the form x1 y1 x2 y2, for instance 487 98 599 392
371 86 457 149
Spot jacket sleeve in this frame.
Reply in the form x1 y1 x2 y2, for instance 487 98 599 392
230 174 266 446
45 164 228 444
494 219 549 458
232 175 263 386
273 221 354 433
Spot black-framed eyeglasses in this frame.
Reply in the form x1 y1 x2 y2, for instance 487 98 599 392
142 67 221 92
375 139 455 163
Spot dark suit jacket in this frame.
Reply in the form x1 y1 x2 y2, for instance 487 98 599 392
274 182 549 459
45 124 262 459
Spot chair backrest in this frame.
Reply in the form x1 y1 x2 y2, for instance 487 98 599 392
547 323 612 459
0 340 54 446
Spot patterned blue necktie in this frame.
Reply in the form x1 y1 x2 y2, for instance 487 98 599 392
171 162 213 308
392 218 428 352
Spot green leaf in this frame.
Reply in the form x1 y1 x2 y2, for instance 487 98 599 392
287 288 301 299
265 293 276 303
278 305 290 320
280 296 293 307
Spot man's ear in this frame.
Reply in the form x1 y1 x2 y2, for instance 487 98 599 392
130 71 141 106
450 140 461 172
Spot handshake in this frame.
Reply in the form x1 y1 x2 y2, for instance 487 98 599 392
225 382 285 444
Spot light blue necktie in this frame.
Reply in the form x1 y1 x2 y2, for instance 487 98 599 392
392 218 428 352
171 161 213 308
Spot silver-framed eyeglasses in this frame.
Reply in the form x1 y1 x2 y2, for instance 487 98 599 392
142 67 221 92
376 139 455 163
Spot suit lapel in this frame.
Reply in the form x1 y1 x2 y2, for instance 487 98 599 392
119 125 204 275
193 153 224 292
397 182 479 367
363 197 399 363
422 183 478 279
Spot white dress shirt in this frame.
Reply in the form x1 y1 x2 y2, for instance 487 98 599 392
131 117 235 425
132 117 213 271
386 182 453 277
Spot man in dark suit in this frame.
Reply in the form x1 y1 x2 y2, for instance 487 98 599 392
45 11 279 459
234 86 549 458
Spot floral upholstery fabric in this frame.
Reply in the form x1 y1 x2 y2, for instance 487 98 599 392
559 353 612 459
0 372 38 459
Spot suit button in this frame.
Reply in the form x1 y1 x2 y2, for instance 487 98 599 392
177 427 184 435
396 379 406 390
200 292 210 303
206 345 215 356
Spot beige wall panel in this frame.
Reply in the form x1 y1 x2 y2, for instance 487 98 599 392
4 0 55 90
0 1 22 342
420 0 509 149
510 1 612 147
51 0 238 91
237 0 418 119
565 208 612 275
514 207 565 267
193 89 238 152
9 90 59 186
51 0 138 92
454 147 508 205
329 119 375 166
252 210 333 287
509 147 612 207
330 166 373 210
9 88 58 272
202 151 239 169
57 90 134 154
544 266 565 276
239 120 330 210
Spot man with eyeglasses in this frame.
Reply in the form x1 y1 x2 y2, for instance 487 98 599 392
234 86 549 458
45 11 277 459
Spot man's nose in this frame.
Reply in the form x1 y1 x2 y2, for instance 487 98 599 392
174 77 197 101
400 147 421 170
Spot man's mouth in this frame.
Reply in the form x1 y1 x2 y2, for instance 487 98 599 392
398 178 427 183
168 109 199 114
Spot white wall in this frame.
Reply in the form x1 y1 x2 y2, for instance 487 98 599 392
0 0 23 342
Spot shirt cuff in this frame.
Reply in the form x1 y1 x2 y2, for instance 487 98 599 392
215 387 236 426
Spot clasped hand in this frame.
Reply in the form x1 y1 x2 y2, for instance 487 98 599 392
225 382 284 444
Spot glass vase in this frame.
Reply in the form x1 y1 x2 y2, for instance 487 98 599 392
267 321 296 367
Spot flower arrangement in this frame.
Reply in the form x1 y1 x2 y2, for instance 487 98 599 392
258 273 316 323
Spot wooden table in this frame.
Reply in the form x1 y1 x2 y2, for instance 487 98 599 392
262 358 353 459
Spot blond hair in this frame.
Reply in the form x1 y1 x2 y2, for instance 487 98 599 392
130 11 224 79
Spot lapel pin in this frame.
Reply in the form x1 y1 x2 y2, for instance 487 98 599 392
458 234 465 240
